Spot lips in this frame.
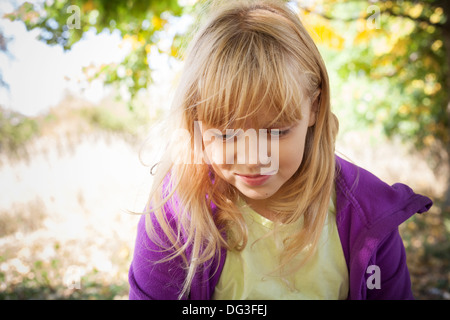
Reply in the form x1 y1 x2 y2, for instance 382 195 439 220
235 173 272 186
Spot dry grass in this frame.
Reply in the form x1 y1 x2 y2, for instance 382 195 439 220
0 107 152 299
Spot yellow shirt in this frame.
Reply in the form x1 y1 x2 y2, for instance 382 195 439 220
212 195 349 300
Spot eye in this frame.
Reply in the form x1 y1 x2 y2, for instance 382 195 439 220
214 131 238 141
269 128 290 137
221 134 235 140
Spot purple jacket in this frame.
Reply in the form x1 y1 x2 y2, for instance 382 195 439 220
128 155 432 300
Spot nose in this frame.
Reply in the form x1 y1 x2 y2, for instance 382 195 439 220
233 128 275 166
234 128 259 165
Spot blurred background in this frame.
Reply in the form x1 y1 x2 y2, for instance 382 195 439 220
0 0 448 300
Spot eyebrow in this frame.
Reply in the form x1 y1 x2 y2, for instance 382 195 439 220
215 118 295 131
263 121 294 129
222 123 288 131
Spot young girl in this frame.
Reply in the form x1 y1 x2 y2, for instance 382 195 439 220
128 0 432 300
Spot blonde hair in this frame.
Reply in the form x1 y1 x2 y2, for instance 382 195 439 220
144 0 339 299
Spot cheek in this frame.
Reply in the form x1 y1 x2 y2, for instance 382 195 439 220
279 144 304 172
203 140 231 165
203 141 234 179
278 131 308 174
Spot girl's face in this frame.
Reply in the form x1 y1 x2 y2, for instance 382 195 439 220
202 101 317 215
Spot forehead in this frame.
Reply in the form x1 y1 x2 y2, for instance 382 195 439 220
237 108 298 129
197 92 308 131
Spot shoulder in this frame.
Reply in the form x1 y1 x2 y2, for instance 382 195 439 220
334 155 432 228
333 155 432 299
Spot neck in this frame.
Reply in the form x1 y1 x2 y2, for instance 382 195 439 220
240 194 282 222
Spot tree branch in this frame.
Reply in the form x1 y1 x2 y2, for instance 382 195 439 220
382 7 445 28
298 1 446 29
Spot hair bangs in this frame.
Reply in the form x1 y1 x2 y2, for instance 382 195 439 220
194 28 308 131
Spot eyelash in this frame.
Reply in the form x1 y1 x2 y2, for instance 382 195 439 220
269 128 290 137
216 129 291 140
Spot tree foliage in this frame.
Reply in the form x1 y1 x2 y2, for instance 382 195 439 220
298 0 449 154
5 0 185 107
5 0 450 156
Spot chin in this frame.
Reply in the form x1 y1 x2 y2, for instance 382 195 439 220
239 187 276 200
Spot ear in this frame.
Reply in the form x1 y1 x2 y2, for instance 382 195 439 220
308 89 321 127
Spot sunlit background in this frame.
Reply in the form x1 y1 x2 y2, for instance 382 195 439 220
0 0 449 299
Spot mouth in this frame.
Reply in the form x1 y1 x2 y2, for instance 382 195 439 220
235 172 274 186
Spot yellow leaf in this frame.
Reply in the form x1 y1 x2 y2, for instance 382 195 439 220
83 0 95 12
430 7 444 24
424 83 441 95
354 30 371 45
309 23 345 50
152 16 167 30
384 1 393 9
123 35 140 50
138 34 146 44
425 73 437 82
431 40 443 52
145 44 152 54
398 104 409 115
170 46 179 58
356 18 366 32
408 3 423 19
411 79 424 89
375 55 392 67
423 135 435 147
391 38 408 56
423 56 439 70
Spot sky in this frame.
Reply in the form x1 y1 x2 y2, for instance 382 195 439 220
0 0 189 117
0 1 301 117
0 21 125 116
